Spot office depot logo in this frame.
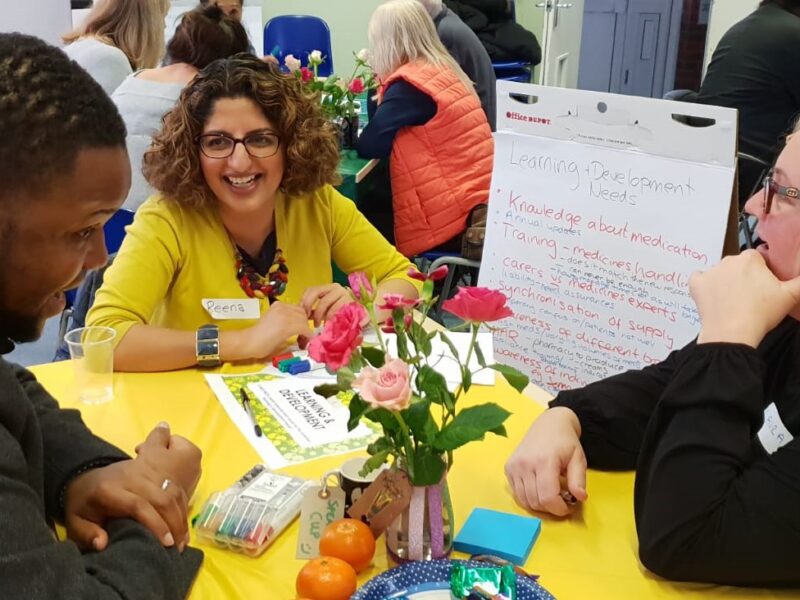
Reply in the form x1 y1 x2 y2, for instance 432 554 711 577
506 111 551 125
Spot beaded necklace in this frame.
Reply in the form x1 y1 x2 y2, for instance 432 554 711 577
235 246 288 302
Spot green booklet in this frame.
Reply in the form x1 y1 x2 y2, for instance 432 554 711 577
205 373 380 468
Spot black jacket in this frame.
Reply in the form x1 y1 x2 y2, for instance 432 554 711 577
551 318 800 586
0 347 203 598
444 0 542 64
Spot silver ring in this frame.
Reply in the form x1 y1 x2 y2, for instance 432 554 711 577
161 478 171 492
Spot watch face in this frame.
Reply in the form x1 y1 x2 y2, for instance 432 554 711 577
197 325 219 341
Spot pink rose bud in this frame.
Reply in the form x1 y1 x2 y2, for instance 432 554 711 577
352 358 412 411
428 265 449 281
441 287 513 323
348 271 373 301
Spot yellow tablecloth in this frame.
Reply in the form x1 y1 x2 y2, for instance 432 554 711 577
29 361 792 600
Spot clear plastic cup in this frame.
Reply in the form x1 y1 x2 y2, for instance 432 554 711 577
64 326 116 404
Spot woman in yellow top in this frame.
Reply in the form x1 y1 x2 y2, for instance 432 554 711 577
87 54 419 372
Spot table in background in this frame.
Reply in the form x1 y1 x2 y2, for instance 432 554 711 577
29 361 794 600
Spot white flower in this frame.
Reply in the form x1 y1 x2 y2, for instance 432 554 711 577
357 48 369 62
284 54 301 73
335 79 348 92
308 50 323 65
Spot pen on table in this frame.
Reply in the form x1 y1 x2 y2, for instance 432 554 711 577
239 387 263 437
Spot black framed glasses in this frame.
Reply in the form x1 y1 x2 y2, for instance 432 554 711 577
762 170 800 214
196 131 281 159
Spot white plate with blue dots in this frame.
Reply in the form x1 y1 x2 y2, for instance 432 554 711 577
351 559 554 600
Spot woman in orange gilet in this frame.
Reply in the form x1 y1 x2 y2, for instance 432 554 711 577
358 0 494 257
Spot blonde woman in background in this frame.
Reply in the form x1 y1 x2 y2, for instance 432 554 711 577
357 0 493 258
63 0 170 95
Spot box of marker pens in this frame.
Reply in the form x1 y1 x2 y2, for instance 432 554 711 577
194 465 311 557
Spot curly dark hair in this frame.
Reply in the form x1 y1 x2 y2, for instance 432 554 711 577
166 5 250 70
0 33 126 205
143 54 342 206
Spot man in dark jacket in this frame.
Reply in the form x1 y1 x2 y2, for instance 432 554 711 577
445 0 541 65
0 33 203 598
697 0 800 204
419 0 497 130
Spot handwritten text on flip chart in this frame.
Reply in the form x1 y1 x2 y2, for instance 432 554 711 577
480 134 732 393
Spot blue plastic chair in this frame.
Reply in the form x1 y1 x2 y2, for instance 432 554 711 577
58 208 135 346
492 1 532 83
263 15 334 77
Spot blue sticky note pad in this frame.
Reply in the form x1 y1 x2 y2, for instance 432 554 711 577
454 508 541 565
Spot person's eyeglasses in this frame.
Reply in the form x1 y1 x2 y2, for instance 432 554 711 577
762 170 800 214
196 132 281 159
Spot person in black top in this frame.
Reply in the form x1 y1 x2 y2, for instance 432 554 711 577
0 33 203 597
505 123 800 587
697 0 800 204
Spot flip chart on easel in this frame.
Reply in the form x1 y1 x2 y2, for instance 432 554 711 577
480 82 737 393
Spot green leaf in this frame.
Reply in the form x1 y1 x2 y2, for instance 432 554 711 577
438 332 460 361
461 367 472 393
417 365 449 406
410 320 432 357
433 403 511 451
422 278 435 303
489 424 508 437
348 349 365 371
336 367 355 389
489 364 530 394
411 446 446 486
474 340 487 368
314 383 341 398
347 395 370 431
362 449 390 475
367 436 393 455
361 346 386 368
404 399 438 444
365 407 398 433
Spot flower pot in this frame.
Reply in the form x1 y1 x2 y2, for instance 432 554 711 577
339 114 360 150
385 470 454 562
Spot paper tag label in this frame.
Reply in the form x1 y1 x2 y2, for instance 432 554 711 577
758 402 794 455
202 298 260 320
347 470 413 538
296 485 346 559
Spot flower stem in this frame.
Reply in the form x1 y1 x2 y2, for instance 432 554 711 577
394 411 415 480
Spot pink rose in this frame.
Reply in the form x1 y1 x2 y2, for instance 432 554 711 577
348 271 373 301
352 358 412 411
348 77 365 94
442 287 513 323
407 265 448 282
299 66 313 82
377 294 420 312
284 54 301 73
307 302 368 370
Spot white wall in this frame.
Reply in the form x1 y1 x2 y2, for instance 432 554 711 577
703 0 760 73
4 0 72 46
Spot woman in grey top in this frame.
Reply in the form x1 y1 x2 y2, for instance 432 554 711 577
63 0 169 95
113 5 250 211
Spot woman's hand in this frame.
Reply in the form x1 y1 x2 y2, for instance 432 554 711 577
300 283 352 327
239 301 314 359
505 407 588 517
692 250 800 347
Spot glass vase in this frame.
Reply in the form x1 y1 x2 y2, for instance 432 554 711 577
385 469 454 562
339 114 360 149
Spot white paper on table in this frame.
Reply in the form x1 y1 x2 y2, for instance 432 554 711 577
248 379 373 449
372 331 496 387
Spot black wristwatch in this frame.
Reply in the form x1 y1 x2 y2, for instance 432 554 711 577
196 323 221 367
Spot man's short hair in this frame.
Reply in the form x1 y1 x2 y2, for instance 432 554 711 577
0 33 126 204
